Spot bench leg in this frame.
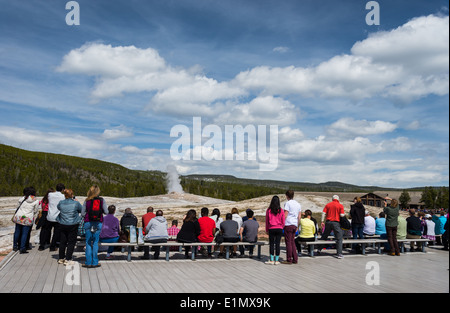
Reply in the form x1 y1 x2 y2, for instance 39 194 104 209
225 246 230 260
422 241 427 253
191 246 197 261
127 246 132 262
165 246 170 261
309 245 314 257
376 243 382 254
400 242 405 253
257 245 261 259
362 244 366 255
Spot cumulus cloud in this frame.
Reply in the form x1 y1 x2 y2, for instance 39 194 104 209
101 125 134 140
327 118 397 138
234 15 449 102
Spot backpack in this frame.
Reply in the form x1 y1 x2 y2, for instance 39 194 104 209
87 197 103 222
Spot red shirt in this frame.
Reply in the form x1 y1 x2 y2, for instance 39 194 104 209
323 199 345 222
197 216 216 243
142 212 156 235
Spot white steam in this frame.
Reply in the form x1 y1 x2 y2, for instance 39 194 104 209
165 165 184 194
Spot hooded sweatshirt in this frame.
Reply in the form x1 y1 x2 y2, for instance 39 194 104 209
350 202 366 225
14 196 40 226
144 216 169 241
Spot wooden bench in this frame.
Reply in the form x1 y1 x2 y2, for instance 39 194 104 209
303 238 429 257
77 240 266 262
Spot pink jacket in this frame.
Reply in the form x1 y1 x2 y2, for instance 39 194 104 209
266 208 285 230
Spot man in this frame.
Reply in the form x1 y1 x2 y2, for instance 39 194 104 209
239 209 259 257
363 211 376 236
45 183 66 251
406 209 423 252
219 213 239 257
120 208 138 232
142 207 156 235
319 195 345 259
143 210 168 259
198 207 216 257
282 190 301 264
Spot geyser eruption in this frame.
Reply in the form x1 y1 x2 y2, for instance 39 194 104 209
165 165 184 194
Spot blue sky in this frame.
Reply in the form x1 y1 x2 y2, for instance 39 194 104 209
0 0 448 188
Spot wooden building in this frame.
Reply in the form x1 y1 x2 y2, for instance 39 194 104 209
359 191 424 210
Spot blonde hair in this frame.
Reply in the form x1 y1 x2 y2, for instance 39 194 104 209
86 185 101 201
231 207 239 215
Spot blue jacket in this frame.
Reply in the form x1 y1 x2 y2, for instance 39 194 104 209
375 217 386 235
56 198 82 225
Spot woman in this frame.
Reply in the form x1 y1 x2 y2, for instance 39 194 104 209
12 186 40 254
99 205 120 260
265 196 285 265
383 199 400 256
56 189 82 265
37 188 54 251
81 185 108 268
176 209 200 258
210 208 223 234
231 207 243 236
295 209 317 256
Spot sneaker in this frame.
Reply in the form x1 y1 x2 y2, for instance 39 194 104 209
336 254 344 259
280 261 292 265
274 261 280 265
58 259 65 264
106 255 114 260
265 260 275 265
64 260 75 266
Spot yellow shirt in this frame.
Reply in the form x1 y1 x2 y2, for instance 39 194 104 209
299 218 316 238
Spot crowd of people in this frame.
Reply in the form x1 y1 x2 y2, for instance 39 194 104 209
11 184 449 268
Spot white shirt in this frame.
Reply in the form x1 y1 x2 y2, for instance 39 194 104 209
363 216 376 235
284 199 302 227
46 191 65 222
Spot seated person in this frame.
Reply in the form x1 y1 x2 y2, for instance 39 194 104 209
295 209 317 255
363 211 376 236
219 213 239 257
176 209 200 258
197 207 216 257
99 205 120 259
142 210 168 260
239 209 259 257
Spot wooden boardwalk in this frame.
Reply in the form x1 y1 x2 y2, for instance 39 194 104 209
0 244 448 293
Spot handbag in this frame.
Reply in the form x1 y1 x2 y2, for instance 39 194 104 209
340 215 351 230
11 198 29 225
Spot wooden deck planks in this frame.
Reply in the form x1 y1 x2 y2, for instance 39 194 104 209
0 245 448 293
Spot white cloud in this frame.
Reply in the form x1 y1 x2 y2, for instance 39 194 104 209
327 118 397 138
273 46 290 53
101 125 133 140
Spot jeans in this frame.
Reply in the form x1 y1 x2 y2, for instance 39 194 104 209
284 225 298 263
100 236 119 254
59 224 78 260
268 229 283 256
143 238 167 259
84 222 102 266
320 221 343 255
351 223 365 250
13 224 31 251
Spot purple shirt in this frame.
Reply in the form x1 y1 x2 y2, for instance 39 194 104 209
100 214 120 239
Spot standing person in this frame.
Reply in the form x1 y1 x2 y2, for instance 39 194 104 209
12 187 40 254
99 205 120 260
56 189 82 265
282 190 301 265
239 209 259 257
406 209 423 252
143 210 169 260
265 196 285 265
197 207 216 257
383 199 400 256
319 195 345 259
37 188 54 251
350 197 366 253
81 185 108 268
45 183 66 251
176 209 200 259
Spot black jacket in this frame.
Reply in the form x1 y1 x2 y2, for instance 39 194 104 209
350 202 366 225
